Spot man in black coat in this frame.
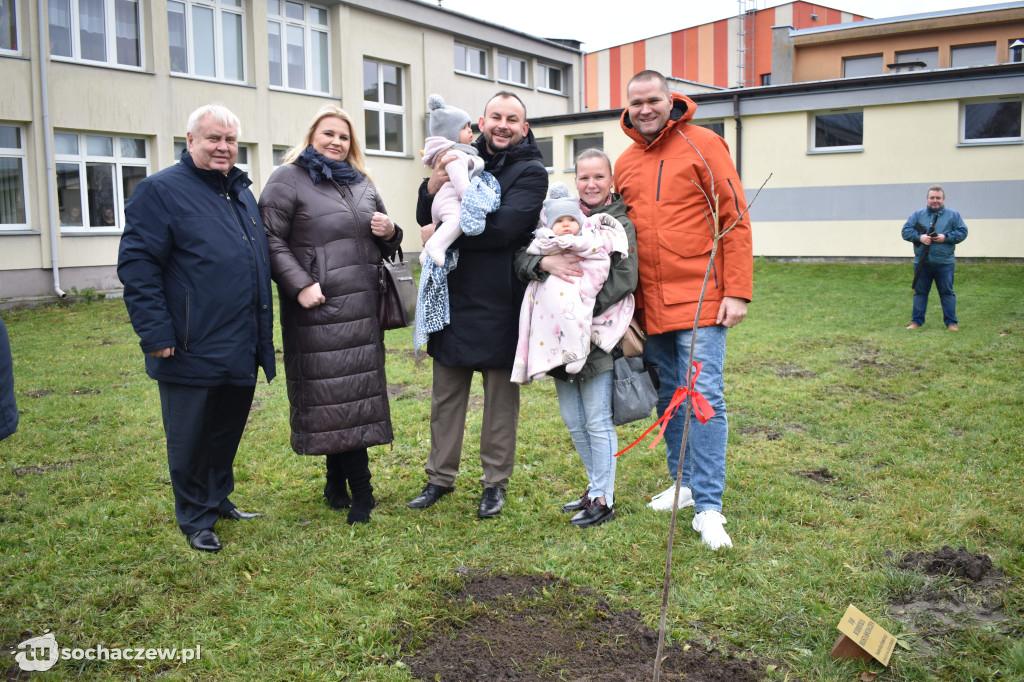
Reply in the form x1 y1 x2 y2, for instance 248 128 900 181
408 92 547 518
118 105 276 552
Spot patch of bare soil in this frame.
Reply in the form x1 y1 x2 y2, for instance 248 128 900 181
12 459 91 478
888 547 1007 651
774 365 815 379
793 467 835 483
897 546 994 582
404 573 779 681
387 384 431 401
737 426 781 441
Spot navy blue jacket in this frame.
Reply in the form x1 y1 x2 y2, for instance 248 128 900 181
416 130 547 368
118 152 276 386
0 314 17 441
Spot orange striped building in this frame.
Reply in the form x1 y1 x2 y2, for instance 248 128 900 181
584 1 867 109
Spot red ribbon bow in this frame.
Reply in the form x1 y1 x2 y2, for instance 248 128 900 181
614 361 715 457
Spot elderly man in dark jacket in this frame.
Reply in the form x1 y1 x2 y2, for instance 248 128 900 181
118 104 276 553
0 314 17 442
407 91 548 518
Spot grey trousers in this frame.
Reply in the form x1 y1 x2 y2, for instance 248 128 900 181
425 362 520 490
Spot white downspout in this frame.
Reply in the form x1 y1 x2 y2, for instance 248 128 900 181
37 0 66 298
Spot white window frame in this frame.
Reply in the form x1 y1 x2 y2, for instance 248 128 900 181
535 136 553 172
809 110 864 153
959 97 1023 146
54 131 150 233
0 123 29 231
167 0 246 83
272 146 289 171
1 0 20 55
537 63 564 94
268 0 330 94
48 0 144 69
363 58 406 156
498 53 527 87
234 144 251 176
454 42 487 78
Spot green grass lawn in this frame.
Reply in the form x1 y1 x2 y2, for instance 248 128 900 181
2 260 1022 680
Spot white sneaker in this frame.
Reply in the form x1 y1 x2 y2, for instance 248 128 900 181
692 510 733 550
647 484 694 511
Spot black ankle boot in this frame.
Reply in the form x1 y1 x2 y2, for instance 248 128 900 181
324 454 351 509
347 488 376 525
323 478 351 509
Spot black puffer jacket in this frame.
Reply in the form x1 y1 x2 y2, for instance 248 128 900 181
417 130 548 368
259 163 401 455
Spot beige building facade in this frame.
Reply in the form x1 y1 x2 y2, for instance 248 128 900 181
0 0 580 300
531 62 1024 260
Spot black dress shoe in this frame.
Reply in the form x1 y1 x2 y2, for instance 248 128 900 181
570 500 614 528
407 483 455 509
187 528 222 552
477 486 506 519
220 508 261 520
560 488 590 514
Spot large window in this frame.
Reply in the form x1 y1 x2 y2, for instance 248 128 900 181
811 111 863 152
454 42 487 77
54 131 149 231
168 0 244 82
0 124 28 231
1 0 19 54
48 0 142 68
268 0 329 93
363 58 405 154
498 54 527 86
961 99 1023 144
842 54 882 78
537 63 563 93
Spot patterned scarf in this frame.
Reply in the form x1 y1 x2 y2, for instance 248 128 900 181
295 145 363 186
579 195 613 217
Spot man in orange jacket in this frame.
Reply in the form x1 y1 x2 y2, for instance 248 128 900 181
615 70 753 550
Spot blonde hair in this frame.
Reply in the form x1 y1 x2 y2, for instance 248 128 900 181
283 105 370 178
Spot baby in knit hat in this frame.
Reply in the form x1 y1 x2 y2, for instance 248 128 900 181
511 183 634 384
419 94 489 266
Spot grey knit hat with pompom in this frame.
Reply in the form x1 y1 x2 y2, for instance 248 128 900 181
543 183 584 229
427 94 472 143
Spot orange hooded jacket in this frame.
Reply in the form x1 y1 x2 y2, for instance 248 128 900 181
614 93 753 335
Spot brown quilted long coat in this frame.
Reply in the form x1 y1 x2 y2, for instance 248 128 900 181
259 163 401 455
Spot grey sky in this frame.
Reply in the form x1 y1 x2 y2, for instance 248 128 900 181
425 0 1008 52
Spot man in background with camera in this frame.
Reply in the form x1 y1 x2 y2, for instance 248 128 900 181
902 185 969 331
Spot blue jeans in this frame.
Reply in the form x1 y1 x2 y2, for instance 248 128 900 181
911 263 957 327
554 369 617 507
643 325 728 513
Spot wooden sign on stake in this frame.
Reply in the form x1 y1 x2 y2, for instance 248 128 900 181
831 604 899 666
